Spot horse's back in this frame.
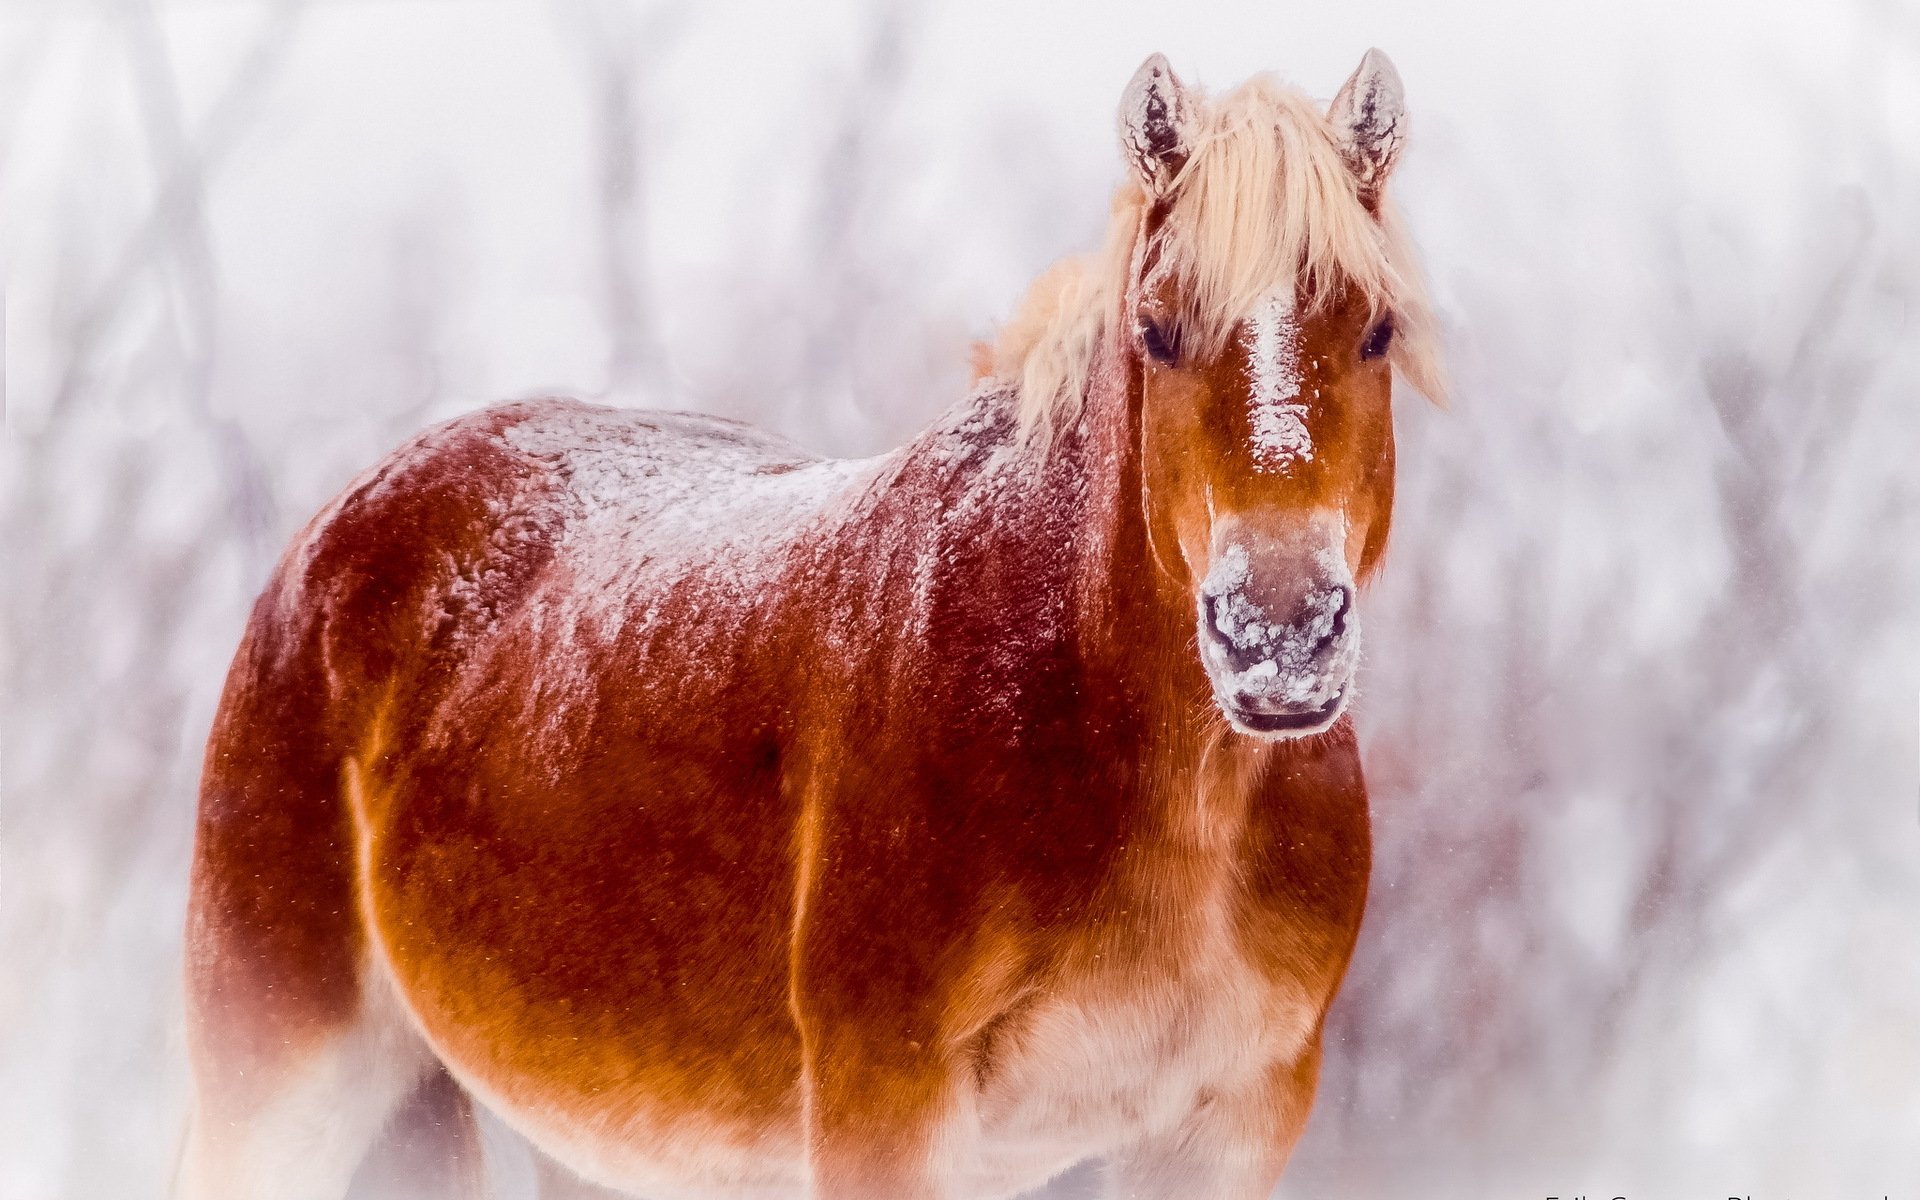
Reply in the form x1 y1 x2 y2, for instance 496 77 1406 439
228 394 859 720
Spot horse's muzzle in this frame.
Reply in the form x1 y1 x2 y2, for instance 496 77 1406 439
1196 540 1358 739
1219 683 1349 735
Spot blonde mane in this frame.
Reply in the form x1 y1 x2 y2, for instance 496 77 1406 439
983 76 1447 441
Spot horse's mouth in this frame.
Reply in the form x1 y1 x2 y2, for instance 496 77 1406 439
1222 687 1346 737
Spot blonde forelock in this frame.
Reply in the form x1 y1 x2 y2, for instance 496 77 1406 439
990 75 1446 445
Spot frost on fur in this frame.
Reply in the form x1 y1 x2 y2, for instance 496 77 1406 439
1241 289 1313 472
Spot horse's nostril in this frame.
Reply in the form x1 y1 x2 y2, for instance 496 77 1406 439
1298 586 1355 661
1328 585 1354 640
1201 594 1262 672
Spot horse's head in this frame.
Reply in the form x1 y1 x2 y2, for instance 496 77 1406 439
1115 51 1440 739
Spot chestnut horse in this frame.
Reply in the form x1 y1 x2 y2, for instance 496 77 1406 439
182 51 1442 1200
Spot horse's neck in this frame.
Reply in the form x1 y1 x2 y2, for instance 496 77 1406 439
957 341 1222 748
1025 349 1267 856
1050 339 1190 679
842 354 1267 863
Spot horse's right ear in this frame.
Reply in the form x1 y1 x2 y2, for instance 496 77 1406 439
1119 53 1193 196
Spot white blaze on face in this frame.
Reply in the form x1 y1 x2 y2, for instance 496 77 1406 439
1241 288 1312 473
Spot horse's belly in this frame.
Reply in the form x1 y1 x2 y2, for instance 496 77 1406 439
383 949 806 1196
363 793 809 1195
454 1064 807 1198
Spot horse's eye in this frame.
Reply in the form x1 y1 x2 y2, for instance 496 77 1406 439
1139 319 1178 365
1360 314 1395 361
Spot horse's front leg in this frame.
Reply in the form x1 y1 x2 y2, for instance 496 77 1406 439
791 822 960 1200
797 1019 951 1200
1104 1041 1323 1200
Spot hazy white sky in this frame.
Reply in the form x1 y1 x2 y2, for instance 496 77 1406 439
3 0 1900 429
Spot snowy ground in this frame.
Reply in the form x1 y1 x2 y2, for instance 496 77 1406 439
4 0 1917 1195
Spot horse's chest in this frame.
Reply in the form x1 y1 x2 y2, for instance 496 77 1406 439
955 921 1319 1189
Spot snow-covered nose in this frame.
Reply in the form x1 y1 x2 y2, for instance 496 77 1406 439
1196 538 1359 738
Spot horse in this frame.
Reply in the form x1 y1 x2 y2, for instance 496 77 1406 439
180 49 1443 1200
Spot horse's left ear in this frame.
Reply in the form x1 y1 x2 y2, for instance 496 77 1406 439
1119 53 1194 197
1327 48 1406 208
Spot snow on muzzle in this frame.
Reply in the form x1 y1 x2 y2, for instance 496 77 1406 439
1196 532 1358 738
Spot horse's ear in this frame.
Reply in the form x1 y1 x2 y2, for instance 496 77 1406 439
1327 48 1406 208
1119 53 1194 196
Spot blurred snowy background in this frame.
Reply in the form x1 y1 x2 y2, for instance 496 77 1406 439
3 0 1917 1196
